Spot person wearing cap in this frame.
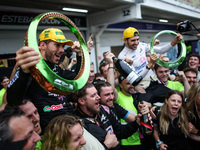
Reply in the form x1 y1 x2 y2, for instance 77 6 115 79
118 27 183 92
6 28 83 134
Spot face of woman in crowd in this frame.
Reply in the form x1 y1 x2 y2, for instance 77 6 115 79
69 123 86 150
165 94 182 119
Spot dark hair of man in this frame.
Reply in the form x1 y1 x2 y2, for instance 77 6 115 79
0 76 8 83
188 53 200 64
0 107 24 142
154 63 164 72
99 61 109 74
183 67 198 76
74 83 94 101
95 73 102 79
94 81 112 96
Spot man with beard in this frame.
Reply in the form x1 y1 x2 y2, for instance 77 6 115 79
7 28 83 133
115 75 147 150
73 83 142 150
118 27 183 92
95 81 148 123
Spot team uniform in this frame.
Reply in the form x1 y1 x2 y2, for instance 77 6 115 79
154 108 191 150
74 105 140 150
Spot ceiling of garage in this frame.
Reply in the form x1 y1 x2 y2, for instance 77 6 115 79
0 0 199 25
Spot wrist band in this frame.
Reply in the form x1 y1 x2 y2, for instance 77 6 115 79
25 12 90 94
156 140 163 150
150 30 186 68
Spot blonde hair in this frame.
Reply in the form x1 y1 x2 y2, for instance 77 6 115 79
159 90 189 136
187 83 200 120
42 115 83 150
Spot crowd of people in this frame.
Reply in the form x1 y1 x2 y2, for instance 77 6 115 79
0 25 200 150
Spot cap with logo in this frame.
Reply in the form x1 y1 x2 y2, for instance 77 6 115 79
39 28 74 46
122 27 139 40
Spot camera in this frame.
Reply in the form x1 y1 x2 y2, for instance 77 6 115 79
177 20 192 33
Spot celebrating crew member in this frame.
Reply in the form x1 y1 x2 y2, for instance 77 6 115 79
7 28 83 133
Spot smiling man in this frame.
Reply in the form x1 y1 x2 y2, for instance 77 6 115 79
118 27 183 91
187 53 200 82
0 107 41 150
7 28 82 133
74 83 142 150
19 99 42 135
154 63 190 98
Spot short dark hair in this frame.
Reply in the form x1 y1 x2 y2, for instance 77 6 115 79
188 53 200 64
99 61 109 74
183 67 197 76
74 83 94 101
0 107 24 142
95 81 112 96
0 76 8 83
154 63 164 72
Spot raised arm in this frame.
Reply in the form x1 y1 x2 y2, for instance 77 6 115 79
153 33 183 54
7 46 40 105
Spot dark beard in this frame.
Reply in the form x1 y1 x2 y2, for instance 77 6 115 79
86 105 100 116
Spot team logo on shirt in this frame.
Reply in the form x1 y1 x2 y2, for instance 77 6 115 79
43 104 63 112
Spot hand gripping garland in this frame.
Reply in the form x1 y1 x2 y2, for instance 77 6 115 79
24 12 90 95
150 30 186 68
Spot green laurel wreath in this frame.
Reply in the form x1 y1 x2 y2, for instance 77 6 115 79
25 12 90 93
150 30 186 68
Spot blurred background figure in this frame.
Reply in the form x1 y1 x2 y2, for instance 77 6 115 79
0 76 9 107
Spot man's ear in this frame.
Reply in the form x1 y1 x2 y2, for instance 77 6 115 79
78 98 85 106
124 39 127 44
39 41 46 51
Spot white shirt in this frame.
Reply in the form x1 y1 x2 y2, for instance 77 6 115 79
118 42 172 78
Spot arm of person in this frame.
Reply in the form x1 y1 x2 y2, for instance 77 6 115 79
59 56 69 69
177 71 190 98
188 134 200 142
105 52 119 100
60 41 82 79
188 122 200 142
146 53 158 69
67 57 77 70
7 46 40 106
87 35 93 52
103 130 119 149
153 124 168 150
124 113 136 122
153 33 183 54
0 91 7 111
108 109 140 140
